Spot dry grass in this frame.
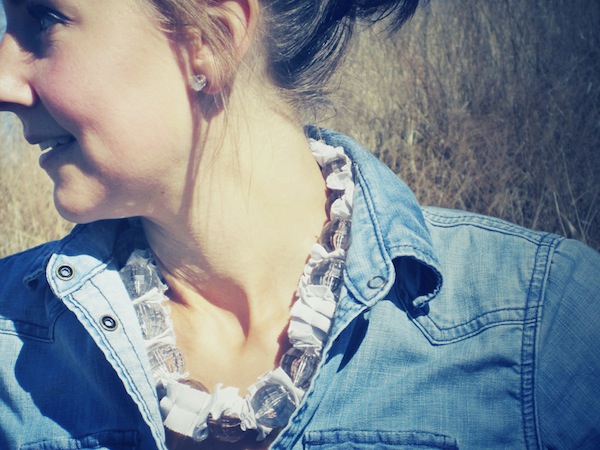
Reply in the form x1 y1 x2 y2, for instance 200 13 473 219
325 0 600 250
1 0 599 256
0 118 72 256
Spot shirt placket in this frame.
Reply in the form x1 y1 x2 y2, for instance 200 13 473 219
48 254 167 450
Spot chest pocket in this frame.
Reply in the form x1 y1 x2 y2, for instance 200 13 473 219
303 430 458 449
20 430 139 450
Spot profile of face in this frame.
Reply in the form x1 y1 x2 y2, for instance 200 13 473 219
0 0 199 223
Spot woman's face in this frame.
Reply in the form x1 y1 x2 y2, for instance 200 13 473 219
0 0 197 223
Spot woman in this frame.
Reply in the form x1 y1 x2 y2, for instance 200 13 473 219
1 0 599 449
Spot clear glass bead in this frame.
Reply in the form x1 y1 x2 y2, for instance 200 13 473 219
207 413 245 443
119 262 161 298
191 423 210 443
134 301 168 340
309 258 345 293
321 156 347 180
251 382 297 429
281 346 320 390
148 344 185 380
320 218 351 252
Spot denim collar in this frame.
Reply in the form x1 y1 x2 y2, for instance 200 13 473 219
307 127 442 309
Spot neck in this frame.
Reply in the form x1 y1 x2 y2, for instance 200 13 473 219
140 94 327 336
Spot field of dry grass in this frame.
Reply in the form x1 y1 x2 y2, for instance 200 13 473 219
324 0 600 251
1 0 599 257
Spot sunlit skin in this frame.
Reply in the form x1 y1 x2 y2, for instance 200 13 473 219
0 1 328 439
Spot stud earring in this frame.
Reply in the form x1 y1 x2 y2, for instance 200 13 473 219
189 74 207 92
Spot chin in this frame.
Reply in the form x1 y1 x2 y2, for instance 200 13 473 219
52 176 111 221
55 197 139 226
53 192 109 225
55 205 98 225
52 181 142 224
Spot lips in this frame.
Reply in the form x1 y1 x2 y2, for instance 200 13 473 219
38 136 76 151
36 135 77 169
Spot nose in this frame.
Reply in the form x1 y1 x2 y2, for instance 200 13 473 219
0 31 37 111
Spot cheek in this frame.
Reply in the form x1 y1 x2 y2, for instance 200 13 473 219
37 30 196 183
36 54 109 135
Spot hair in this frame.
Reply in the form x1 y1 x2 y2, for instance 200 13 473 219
145 0 420 113
261 0 420 111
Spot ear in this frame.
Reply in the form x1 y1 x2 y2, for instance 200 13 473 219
190 0 259 94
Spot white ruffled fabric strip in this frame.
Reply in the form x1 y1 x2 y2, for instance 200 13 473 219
309 138 354 220
290 302 332 335
160 380 212 437
208 385 245 422
309 138 346 167
297 285 337 317
330 189 353 220
287 319 328 347
287 139 353 349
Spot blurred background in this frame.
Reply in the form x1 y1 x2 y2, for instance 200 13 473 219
1 0 599 257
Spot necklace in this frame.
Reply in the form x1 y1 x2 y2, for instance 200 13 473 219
118 139 354 444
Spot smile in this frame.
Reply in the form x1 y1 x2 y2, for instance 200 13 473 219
37 136 77 169
38 136 76 152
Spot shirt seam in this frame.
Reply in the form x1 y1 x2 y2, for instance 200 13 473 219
521 233 559 449
422 208 558 246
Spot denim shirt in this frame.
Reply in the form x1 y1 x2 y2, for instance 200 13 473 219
1 129 599 450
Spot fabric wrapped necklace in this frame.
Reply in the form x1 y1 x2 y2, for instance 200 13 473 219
118 139 354 444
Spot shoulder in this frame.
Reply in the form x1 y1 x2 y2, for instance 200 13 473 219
422 206 566 290
422 205 563 301
0 220 125 303
0 240 60 295
421 207 600 446
421 205 598 302
0 239 63 344
414 206 598 343
0 219 129 354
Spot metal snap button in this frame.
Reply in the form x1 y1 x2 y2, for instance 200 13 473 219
56 264 75 281
100 315 119 332
367 275 386 289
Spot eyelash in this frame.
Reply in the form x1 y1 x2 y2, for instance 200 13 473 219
25 4 68 34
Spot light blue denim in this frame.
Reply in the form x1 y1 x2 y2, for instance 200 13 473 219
1 128 599 449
